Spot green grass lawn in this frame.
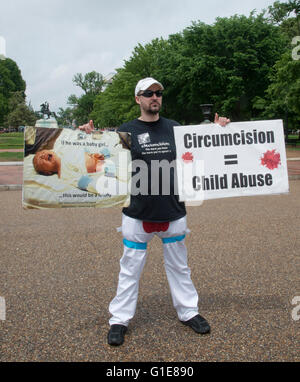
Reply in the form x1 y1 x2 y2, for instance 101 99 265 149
286 135 300 148
0 132 24 149
0 132 23 137
0 152 24 161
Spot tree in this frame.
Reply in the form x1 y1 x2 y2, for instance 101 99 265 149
0 59 35 127
0 58 26 125
163 14 287 123
56 107 75 127
253 51 300 130
267 0 299 24
5 91 37 127
0 93 9 126
67 92 96 125
91 14 286 126
65 71 105 125
266 0 300 38
91 69 140 128
253 1 300 130
73 71 104 95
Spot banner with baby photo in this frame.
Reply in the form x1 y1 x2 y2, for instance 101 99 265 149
22 127 131 209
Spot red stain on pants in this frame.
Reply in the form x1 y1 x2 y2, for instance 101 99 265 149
143 221 169 233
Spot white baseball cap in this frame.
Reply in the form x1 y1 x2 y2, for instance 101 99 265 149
135 77 164 96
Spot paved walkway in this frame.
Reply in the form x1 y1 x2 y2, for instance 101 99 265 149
0 149 23 152
288 160 300 177
0 164 23 187
0 183 299 362
0 147 299 362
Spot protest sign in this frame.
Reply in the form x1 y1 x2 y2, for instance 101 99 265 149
23 120 289 209
174 120 289 203
22 127 131 209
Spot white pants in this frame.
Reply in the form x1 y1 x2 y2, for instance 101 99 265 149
109 214 199 326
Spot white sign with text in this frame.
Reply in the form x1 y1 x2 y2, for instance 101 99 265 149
174 120 289 203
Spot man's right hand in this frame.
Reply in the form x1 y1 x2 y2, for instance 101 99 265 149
78 120 95 134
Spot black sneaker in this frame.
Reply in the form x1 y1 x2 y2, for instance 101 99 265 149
107 324 127 346
181 314 211 334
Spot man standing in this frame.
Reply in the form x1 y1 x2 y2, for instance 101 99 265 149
80 78 230 346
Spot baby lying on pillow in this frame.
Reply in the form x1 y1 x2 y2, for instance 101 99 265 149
33 149 105 178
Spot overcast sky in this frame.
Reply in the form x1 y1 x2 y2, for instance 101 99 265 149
0 0 277 113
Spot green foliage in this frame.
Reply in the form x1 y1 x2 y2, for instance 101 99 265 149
0 93 9 126
0 58 34 127
4 91 37 127
58 1 299 129
0 133 24 149
0 58 26 96
253 51 300 129
161 14 287 122
266 0 300 39
252 1 300 130
61 71 105 125
73 71 104 95
91 69 141 127
67 92 96 125
0 58 26 125
267 0 299 24
90 40 172 127
91 13 287 126
56 107 74 127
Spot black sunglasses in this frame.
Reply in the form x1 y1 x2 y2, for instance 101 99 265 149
139 90 163 98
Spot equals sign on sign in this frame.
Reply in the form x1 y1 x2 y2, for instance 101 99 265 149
224 154 238 165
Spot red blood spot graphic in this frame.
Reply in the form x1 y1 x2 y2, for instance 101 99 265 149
143 222 169 233
182 152 194 163
261 149 281 170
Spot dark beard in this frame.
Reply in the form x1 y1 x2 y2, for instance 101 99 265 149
145 102 161 115
148 108 159 115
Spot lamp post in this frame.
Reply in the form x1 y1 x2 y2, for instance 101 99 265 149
200 104 213 124
284 109 289 143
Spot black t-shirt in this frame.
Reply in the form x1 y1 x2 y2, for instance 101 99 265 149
117 117 186 222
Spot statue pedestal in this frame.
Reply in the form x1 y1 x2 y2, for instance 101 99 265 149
35 117 59 129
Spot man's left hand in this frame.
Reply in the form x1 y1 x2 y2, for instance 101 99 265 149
214 113 231 127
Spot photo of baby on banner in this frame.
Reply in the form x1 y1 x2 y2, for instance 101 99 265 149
22 127 131 209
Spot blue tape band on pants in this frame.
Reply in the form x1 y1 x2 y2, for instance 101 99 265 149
123 238 147 250
162 235 186 244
